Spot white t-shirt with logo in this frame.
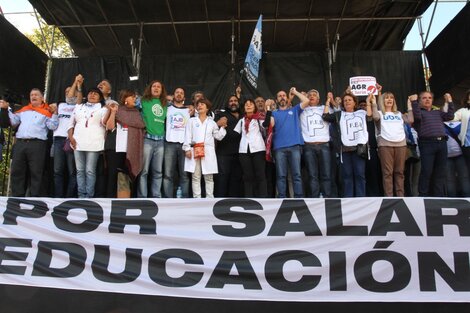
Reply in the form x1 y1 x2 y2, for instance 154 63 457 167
54 101 76 137
165 104 190 143
340 110 368 146
378 111 406 142
300 105 330 143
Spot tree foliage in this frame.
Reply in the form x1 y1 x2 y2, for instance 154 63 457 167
25 16 74 58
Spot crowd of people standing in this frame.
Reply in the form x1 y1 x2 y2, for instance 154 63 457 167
0 74 469 199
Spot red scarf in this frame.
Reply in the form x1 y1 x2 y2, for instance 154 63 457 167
15 103 52 118
244 112 262 133
265 123 274 162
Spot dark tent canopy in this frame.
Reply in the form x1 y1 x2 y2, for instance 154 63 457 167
30 0 432 56
0 14 47 104
426 2 470 104
28 0 431 108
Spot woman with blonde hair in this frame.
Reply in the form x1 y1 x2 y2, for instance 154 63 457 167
370 84 413 196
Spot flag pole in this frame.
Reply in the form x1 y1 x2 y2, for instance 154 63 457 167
238 69 244 87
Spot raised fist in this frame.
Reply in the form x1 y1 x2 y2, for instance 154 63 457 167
444 93 453 103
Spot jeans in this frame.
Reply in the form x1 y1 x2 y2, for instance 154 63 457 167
462 146 470 180
341 151 366 197
163 141 190 198
418 140 447 196
74 150 100 198
53 137 77 197
446 155 470 197
138 138 164 198
303 143 332 197
274 145 303 198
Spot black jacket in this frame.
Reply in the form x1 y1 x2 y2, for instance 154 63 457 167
214 109 241 155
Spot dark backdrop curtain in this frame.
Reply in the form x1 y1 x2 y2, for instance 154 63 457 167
332 51 426 109
48 51 424 111
0 15 47 103
426 3 470 101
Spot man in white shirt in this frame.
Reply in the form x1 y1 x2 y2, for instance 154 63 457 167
163 87 191 197
52 74 82 197
300 89 332 197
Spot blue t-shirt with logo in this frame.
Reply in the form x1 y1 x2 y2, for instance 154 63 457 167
272 104 304 150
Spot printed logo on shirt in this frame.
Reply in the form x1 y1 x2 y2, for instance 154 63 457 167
383 113 402 121
152 103 164 117
58 106 75 115
170 113 187 130
345 113 364 141
306 112 325 136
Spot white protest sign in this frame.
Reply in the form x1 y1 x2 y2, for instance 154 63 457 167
349 76 378 96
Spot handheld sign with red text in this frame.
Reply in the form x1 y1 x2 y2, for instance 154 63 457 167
349 76 378 96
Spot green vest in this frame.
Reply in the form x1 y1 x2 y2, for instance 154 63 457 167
141 98 167 136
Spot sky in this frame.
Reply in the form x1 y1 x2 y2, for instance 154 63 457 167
0 0 467 51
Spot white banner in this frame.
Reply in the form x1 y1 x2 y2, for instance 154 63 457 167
0 197 469 302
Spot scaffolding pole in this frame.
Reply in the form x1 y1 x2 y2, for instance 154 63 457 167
417 17 431 92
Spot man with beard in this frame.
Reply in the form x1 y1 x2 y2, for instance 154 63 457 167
163 87 191 197
267 87 309 198
214 94 242 197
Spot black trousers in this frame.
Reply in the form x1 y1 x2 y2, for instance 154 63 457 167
239 151 267 197
10 139 47 197
214 154 242 197
105 150 127 198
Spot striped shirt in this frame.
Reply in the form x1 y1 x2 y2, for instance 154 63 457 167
411 100 454 138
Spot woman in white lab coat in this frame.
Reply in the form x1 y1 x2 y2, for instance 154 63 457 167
183 98 226 198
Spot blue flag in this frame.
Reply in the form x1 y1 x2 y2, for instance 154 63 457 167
243 15 262 89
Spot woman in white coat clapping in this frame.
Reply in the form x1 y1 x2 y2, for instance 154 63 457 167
183 98 227 198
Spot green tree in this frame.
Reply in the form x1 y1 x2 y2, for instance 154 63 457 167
25 16 74 58
0 128 13 196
